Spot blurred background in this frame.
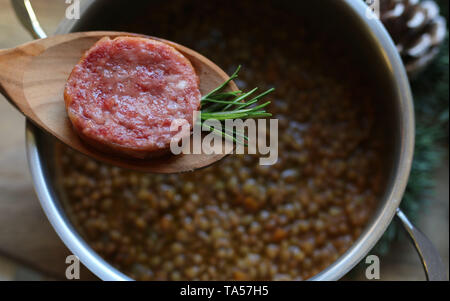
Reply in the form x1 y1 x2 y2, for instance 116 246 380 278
0 0 448 280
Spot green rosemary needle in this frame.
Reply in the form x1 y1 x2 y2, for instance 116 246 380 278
200 66 275 144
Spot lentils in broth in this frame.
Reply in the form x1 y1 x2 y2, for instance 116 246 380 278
57 0 384 280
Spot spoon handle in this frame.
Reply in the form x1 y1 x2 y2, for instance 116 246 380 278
0 48 23 110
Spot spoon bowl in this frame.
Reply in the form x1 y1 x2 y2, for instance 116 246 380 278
0 31 237 173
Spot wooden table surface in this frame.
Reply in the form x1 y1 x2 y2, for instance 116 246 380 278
0 0 95 280
0 0 447 281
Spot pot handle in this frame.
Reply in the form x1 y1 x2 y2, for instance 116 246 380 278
396 209 447 281
10 0 47 39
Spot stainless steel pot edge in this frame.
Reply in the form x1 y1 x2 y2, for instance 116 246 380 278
54 0 96 35
26 123 131 281
16 0 445 281
310 0 415 281
23 0 414 281
20 0 130 281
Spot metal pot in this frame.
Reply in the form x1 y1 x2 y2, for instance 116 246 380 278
12 0 446 281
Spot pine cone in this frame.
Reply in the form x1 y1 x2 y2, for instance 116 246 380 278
380 0 447 76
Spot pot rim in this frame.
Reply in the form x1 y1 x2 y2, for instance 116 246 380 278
25 0 415 281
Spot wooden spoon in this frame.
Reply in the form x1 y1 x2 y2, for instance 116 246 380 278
0 31 237 173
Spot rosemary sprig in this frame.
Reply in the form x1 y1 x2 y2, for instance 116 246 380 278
200 66 274 144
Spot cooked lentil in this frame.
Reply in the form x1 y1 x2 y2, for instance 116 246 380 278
56 0 384 280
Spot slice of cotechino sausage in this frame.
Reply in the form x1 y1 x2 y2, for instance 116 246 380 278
64 37 201 159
